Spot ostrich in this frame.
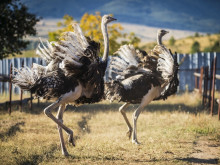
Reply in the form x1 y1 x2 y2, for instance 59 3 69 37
13 15 116 156
105 29 179 144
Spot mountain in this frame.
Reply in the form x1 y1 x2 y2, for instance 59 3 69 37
21 0 220 32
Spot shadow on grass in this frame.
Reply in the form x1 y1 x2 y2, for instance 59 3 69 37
0 121 25 141
77 115 91 133
14 144 58 165
2 100 217 116
176 157 219 164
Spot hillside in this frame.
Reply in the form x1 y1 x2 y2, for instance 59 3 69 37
21 0 220 33
142 33 220 54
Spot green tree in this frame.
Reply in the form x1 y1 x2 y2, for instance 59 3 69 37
121 32 141 48
203 46 212 52
0 0 40 59
194 32 200 37
169 36 176 46
211 40 220 52
191 41 200 53
48 13 141 55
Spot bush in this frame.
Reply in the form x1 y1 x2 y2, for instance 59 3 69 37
191 41 200 53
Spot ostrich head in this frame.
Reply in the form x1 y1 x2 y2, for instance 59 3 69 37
102 15 117 24
157 29 169 45
157 29 169 37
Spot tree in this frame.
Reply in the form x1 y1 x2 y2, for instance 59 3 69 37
0 0 40 59
49 13 141 55
169 36 175 46
194 32 200 37
191 41 200 53
210 40 220 52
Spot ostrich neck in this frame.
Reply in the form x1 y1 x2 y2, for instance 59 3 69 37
101 23 109 63
157 34 162 45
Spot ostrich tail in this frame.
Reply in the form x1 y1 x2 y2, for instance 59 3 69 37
105 81 123 102
13 67 40 91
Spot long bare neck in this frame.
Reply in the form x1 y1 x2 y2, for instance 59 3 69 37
157 33 163 45
101 22 109 63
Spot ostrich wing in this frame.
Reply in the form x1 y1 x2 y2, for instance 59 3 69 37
154 45 174 84
109 44 151 81
36 23 100 77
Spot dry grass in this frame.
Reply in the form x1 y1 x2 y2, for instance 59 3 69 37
0 93 219 165
143 34 220 54
0 93 31 104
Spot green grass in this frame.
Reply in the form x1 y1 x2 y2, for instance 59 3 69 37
0 93 219 164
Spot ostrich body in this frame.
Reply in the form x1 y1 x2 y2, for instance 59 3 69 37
105 30 179 144
13 15 116 156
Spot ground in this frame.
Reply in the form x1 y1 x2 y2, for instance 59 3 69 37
0 93 219 164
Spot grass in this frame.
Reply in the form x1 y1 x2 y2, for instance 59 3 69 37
142 33 220 54
0 93 219 164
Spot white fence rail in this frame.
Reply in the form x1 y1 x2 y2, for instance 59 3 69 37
0 52 220 94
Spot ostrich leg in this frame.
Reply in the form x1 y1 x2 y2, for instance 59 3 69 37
56 104 69 156
44 86 82 155
132 87 159 144
119 103 132 139
132 105 144 144
44 101 75 148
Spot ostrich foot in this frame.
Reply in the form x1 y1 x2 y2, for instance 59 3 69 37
132 139 141 145
68 133 75 147
62 149 69 156
126 129 132 139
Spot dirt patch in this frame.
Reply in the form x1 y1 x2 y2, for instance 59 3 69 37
180 137 220 164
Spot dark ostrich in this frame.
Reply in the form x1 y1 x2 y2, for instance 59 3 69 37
13 15 116 156
105 30 179 144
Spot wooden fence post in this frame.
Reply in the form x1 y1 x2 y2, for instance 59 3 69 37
29 60 33 111
208 60 214 108
37 59 42 106
19 60 24 112
202 67 209 106
199 67 204 94
195 68 199 89
8 63 12 115
218 93 220 120
210 57 217 116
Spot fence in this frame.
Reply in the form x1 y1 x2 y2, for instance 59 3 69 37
194 57 220 120
0 57 46 94
0 53 220 116
1 53 220 94
177 52 220 91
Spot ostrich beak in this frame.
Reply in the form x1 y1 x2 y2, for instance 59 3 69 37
110 17 117 22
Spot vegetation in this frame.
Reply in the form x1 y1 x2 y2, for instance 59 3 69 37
169 36 176 46
194 32 200 37
49 12 141 55
143 33 220 54
191 41 200 53
0 93 219 164
0 0 39 59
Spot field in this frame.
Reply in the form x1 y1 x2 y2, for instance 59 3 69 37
143 33 220 54
0 93 219 165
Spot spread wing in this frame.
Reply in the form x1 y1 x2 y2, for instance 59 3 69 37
108 44 151 81
36 23 100 77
